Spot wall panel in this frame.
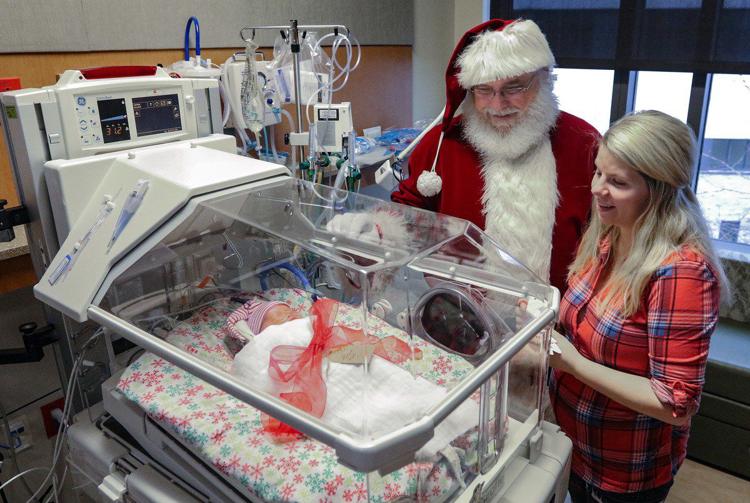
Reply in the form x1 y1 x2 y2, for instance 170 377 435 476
0 0 413 52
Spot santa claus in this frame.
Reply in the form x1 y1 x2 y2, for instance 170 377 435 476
392 19 599 292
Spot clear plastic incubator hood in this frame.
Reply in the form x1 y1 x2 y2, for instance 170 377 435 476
41 172 561 500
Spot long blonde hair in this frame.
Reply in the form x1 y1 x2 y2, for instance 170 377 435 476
569 110 729 316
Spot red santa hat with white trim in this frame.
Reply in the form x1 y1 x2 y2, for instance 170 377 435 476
416 18 556 197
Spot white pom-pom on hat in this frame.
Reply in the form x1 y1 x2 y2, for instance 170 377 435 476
416 170 443 197
417 131 446 197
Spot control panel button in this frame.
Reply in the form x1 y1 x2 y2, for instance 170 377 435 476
79 120 88 131
77 96 86 106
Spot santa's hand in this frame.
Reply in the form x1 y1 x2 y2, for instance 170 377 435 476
326 211 407 247
326 212 373 235
326 213 381 242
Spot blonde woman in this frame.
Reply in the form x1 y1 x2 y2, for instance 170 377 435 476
548 110 728 503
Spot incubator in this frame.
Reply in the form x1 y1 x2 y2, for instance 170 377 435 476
1 67 571 503
44 166 566 501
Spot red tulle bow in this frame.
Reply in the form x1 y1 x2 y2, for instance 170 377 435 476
262 298 418 440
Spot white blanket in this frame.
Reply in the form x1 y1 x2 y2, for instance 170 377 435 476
231 317 480 459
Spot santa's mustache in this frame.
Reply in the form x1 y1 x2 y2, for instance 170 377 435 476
483 107 521 119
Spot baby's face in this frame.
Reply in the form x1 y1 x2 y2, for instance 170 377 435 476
260 304 300 332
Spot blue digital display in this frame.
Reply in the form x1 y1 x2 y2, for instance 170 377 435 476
98 98 131 144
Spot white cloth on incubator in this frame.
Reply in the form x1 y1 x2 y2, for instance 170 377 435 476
231 317 480 459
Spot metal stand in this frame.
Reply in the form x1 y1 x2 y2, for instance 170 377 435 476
240 19 350 168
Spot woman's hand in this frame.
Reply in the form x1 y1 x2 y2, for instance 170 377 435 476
548 330 583 376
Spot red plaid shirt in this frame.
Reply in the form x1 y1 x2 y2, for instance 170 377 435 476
550 237 720 493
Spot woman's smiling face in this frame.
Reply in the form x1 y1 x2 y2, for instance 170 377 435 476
591 146 650 231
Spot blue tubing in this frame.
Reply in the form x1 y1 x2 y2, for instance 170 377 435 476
259 262 312 292
184 16 201 61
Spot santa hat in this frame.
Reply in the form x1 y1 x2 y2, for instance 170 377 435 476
416 19 555 198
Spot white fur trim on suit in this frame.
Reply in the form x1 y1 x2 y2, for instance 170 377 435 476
480 140 558 281
457 20 555 88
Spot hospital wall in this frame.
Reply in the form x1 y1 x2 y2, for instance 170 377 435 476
412 0 486 122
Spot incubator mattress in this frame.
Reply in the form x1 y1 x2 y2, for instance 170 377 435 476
117 288 478 502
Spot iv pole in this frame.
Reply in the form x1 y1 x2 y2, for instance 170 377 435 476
240 20 350 166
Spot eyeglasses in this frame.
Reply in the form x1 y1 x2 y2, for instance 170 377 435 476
470 74 538 100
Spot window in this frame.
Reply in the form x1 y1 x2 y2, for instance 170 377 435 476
553 68 614 134
505 1 621 63
696 74 750 245
631 1 703 66
716 1 750 63
632 71 692 122
491 0 750 251
495 0 750 70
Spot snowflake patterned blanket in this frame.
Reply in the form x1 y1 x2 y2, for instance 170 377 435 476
117 289 479 502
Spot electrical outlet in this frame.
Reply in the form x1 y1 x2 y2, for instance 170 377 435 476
3 414 33 453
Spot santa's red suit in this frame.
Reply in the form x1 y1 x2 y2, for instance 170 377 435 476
391 18 600 293
392 111 598 293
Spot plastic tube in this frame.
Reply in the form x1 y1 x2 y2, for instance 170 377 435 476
254 130 263 156
184 16 201 61
280 108 296 131
333 159 348 190
222 54 252 153
305 32 359 126
269 125 281 164
218 77 232 127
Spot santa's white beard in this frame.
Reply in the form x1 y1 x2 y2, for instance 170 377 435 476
462 81 560 161
461 83 561 281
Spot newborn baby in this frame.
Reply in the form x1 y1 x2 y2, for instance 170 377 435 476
226 298 480 460
223 299 299 356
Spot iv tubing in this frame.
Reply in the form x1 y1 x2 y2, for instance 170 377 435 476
269 125 281 164
305 32 359 126
218 77 232 127
221 54 252 153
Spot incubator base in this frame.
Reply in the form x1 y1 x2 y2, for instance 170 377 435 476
64 373 571 503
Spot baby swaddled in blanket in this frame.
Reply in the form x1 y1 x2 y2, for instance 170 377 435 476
224 297 480 460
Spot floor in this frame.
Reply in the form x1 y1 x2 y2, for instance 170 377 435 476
669 458 750 502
